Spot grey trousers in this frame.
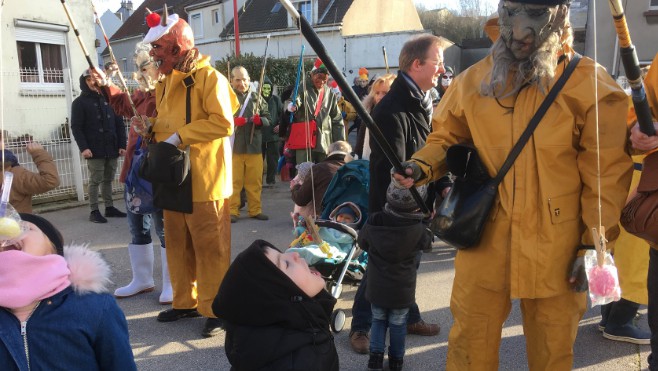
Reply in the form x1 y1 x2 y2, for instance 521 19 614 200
87 157 118 211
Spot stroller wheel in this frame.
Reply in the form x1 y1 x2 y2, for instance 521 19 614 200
329 283 342 298
330 310 346 333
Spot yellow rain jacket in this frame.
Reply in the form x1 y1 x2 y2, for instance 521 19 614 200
615 52 658 305
152 56 240 202
412 53 633 299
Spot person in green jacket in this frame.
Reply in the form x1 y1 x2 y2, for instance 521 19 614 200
261 76 282 187
229 66 270 222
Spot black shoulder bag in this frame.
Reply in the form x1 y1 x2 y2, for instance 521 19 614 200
431 54 581 249
140 74 195 213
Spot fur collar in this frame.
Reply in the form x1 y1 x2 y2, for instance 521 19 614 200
63 244 112 295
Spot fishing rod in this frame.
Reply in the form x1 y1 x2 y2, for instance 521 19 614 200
289 45 305 124
278 0 429 215
91 1 140 119
383 46 390 74
250 35 271 144
60 0 95 68
607 0 655 135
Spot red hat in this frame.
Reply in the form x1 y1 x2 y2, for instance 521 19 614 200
311 58 328 74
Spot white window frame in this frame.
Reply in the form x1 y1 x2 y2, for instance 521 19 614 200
189 11 203 39
288 0 314 27
15 21 68 92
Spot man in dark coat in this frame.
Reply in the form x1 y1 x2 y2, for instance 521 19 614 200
71 70 127 223
290 141 351 218
349 34 443 354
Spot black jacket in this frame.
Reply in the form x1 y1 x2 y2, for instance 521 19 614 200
71 74 126 158
358 212 432 309
213 240 339 371
368 75 433 213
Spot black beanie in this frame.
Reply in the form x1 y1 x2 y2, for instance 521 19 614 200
19 213 64 256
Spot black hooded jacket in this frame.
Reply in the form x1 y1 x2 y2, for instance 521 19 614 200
71 74 126 158
213 240 339 371
368 75 434 213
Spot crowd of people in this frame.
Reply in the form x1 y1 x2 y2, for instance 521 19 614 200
3 0 658 370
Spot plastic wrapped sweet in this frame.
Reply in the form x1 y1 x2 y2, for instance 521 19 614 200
0 172 26 244
584 249 621 306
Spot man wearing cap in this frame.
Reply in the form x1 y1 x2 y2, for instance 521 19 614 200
285 59 344 164
71 70 127 224
134 7 239 338
392 1 632 369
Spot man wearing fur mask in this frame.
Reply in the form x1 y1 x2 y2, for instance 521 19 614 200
393 0 632 369
131 7 239 338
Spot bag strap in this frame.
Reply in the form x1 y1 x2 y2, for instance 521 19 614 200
183 74 195 125
492 53 581 185
314 87 325 117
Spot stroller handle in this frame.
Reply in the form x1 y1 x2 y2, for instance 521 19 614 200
315 219 358 240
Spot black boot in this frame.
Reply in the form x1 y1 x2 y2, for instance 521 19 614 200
389 356 404 371
367 352 384 371
603 298 651 344
599 302 612 331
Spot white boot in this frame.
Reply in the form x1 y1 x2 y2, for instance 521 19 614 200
159 248 173 305
114 243 155 298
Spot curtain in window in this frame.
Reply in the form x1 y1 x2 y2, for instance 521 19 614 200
41 43 64 83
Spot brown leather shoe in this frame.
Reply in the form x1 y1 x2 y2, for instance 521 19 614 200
349 331 370 354
406 320 440 336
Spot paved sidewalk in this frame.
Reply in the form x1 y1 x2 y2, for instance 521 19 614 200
38 181 651 370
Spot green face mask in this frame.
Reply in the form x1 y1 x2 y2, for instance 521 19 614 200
262 84 272 97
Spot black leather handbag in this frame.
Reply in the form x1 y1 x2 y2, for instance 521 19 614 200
138 74 195 214
431 54 581 249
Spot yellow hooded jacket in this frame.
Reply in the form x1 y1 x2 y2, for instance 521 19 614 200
412 53 632 298
151 56 240 202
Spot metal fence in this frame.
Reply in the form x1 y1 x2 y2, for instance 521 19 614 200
2 69 139 206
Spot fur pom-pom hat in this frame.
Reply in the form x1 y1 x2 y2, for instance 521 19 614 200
143 5 180 44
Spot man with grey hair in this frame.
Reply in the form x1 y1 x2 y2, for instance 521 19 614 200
393 0 632 368
350 33 444 358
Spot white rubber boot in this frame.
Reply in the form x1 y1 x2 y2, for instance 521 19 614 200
114 243 155 298
159 248 173 305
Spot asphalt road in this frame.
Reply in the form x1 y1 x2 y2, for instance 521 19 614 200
38 181 651 370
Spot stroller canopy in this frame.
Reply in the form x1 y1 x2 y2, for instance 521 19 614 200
320 159 370 228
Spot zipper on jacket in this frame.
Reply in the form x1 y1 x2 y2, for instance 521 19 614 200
21 301 41 371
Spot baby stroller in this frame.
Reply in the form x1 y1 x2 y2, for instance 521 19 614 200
289 160 370 333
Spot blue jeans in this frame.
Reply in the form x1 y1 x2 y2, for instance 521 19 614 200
127 208 165 246
351 251 423 332
370 305 409 359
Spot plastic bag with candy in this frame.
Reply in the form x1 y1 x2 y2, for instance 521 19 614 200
0 172 28 246
584 248 621 306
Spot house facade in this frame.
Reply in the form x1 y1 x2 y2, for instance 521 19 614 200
1 0 122 203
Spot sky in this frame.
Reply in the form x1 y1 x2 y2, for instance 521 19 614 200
94 0 144 15
413 0 499 13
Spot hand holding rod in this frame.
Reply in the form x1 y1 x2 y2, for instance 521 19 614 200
278 0 429 216
608 0 655 136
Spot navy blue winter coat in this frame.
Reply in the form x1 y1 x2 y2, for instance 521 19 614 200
71 74 126 158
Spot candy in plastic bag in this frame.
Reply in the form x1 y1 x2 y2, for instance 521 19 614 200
584 249 621 306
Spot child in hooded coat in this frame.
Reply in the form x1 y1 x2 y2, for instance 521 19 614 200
0 213 136 370
358 184 432 370
213 239 339 371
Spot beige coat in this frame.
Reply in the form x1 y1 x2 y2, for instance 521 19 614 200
6 148 60 213
412 53 632 298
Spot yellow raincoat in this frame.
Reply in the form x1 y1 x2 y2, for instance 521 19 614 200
152 56 239 201
615 52 658 305
411 52 632 369
150 55 240 317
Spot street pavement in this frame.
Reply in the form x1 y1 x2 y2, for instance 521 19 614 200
38 181 651 370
